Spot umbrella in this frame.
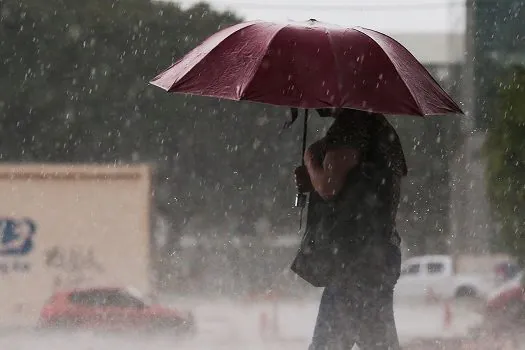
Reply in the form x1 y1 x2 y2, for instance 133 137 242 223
150 19 462 116
150 19 463 209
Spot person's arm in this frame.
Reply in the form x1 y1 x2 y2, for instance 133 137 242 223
304 146 360 200
304 111 372 200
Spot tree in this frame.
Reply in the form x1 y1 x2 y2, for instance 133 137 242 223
483 65 525 263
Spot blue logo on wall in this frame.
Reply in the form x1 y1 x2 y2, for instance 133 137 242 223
0 218 37 256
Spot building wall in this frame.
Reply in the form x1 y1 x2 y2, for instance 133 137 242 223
0 164 152 326
391 33 464 66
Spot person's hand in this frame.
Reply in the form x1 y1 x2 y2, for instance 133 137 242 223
294 165 313 193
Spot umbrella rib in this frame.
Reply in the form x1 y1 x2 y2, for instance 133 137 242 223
151 22 261 92
357 27 463 115
239 26 285 100
353 27 423 116
324 28 343 105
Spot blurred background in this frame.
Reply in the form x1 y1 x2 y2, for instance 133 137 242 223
1 0 525 349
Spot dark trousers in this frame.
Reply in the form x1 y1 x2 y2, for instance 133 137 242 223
309 247 401 350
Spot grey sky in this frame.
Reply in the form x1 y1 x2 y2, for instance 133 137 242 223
177 0 465 34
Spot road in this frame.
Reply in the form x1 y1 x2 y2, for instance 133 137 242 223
0 298 483 350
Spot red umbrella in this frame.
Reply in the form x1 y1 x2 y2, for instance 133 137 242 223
150 19 462 116
151 19 463 212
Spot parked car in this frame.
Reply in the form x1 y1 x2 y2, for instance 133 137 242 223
38 287 195 335
395 255 511 301
486 271 524 315
463 272 525 349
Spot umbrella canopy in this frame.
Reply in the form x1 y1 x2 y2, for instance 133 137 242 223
150 19 463 116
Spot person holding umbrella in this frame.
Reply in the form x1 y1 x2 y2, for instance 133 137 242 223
150 18 463 350
293 107 407 350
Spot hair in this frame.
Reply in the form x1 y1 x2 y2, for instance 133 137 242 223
327 109 372 132
325 109 408 177
317 108 374 119
316 108 337 118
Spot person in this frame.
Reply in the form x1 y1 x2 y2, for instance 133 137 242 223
292 108 407 350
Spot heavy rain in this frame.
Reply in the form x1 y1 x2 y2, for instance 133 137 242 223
0 0 524 349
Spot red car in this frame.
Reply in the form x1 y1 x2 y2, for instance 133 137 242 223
486 272 524 314
470 271 525 341
38 287 195 335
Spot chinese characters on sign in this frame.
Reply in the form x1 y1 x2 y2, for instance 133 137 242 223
0 217 106 290
0 260 30 274
44 246 105 289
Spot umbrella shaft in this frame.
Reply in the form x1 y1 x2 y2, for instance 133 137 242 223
301 109 309 166
295 109 309 210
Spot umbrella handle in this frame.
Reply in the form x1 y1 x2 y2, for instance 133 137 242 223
295 109 309 223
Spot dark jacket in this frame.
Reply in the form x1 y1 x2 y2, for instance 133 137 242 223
291 111 406 287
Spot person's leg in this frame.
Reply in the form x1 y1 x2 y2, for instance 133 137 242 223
355 284 400 350
355 245 401 350
309 244 401 350
309 285 360 350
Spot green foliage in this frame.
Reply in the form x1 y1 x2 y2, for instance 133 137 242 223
484 65 525 263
